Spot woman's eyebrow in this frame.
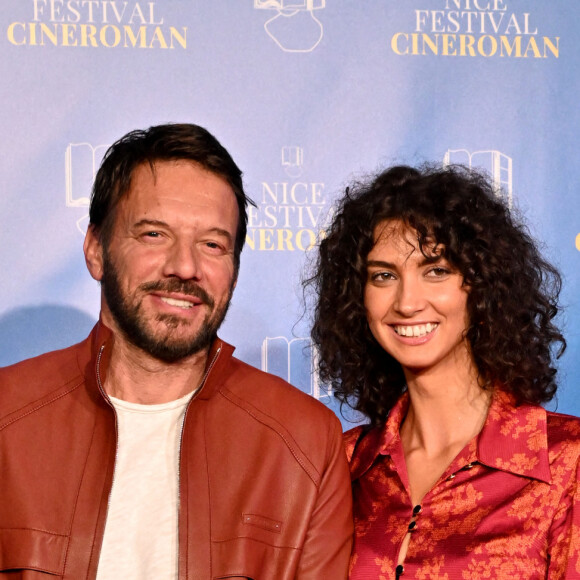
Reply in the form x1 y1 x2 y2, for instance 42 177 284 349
366 260 396 269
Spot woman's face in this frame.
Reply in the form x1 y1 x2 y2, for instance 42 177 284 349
364 220 472 378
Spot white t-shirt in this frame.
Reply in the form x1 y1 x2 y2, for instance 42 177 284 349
95 391 193 580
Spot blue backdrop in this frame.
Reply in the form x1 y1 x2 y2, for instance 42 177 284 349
1 0 578 426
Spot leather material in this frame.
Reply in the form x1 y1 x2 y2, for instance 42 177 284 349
0 322 353 579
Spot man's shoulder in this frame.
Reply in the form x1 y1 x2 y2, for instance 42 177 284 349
0 338 91 419
0 339 88 383
210 355 345 483
217 354 340 428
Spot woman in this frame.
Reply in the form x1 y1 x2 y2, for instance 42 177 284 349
309 165 580 578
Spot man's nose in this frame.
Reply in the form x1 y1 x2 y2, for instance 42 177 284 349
162 240 202 281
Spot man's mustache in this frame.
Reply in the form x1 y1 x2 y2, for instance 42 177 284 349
139 280 215 308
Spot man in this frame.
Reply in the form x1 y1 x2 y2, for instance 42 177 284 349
0 124 353 579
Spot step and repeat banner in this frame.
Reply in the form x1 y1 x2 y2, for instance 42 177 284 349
1 1 578 425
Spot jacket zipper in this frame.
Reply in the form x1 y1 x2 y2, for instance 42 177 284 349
176 345 222 578
94 344 119 577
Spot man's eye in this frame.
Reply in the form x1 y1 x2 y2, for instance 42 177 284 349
139 231 164 243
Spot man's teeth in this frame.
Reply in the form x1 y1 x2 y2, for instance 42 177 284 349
161 297 194 309
394 323 437 337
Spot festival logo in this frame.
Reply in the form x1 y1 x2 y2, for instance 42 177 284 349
261 336 330 400
254 0 325 53
7 1 186 49
443 148 513 206
247 146 327 251
282 146 304 178
391 0 559 59
65 142 108 234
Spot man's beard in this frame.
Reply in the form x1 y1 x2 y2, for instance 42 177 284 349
101 253 232 363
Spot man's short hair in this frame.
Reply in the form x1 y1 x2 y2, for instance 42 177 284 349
89 123 253 273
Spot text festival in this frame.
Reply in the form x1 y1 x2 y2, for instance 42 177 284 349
392 0 559 58
6 0 186 49
246 182 327 252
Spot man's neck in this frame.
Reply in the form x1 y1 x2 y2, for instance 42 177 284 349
104 337 209 405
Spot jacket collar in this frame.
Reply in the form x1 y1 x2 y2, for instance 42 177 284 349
193 337 235 400
351 389 552 484
88 319 236 401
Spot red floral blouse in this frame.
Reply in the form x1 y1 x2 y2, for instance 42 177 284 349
344 390 580 579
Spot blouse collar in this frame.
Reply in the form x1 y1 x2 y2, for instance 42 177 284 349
350 389 552 484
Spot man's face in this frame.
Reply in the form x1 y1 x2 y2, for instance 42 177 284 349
85 160 239 362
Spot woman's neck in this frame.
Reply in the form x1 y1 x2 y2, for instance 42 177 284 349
399 362 492 504
402 379 491 454
401 349 487 449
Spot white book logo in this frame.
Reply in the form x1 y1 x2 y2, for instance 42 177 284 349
443 149 513 207
261 336 331 399
65 142 108 233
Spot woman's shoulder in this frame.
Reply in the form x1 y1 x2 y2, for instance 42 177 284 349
342 423 389 481
343 425 366 463
545 410 580 454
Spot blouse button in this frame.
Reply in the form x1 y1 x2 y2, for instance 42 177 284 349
408 520 416 532
413 504 422 516
396 564 405 577
465 463 474 469
447 474 456 480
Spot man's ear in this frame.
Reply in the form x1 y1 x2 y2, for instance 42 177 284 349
84 225 104 282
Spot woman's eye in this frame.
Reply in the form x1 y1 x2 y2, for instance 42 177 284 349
427 266 450 277
371 271 395 282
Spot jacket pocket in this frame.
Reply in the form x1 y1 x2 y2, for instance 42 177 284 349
0 528 67 575
241 513 282 534
211 536 298 580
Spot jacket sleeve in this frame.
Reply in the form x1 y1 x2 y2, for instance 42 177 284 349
547 448 580 578
296 414 354 579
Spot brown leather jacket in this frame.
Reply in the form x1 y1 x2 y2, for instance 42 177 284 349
0 322 353 579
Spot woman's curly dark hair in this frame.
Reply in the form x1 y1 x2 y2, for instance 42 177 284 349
308 164 565 426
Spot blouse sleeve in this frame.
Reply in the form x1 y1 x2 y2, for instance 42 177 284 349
547 447 580 578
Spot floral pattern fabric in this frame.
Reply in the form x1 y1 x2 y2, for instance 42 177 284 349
345 390 580 579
